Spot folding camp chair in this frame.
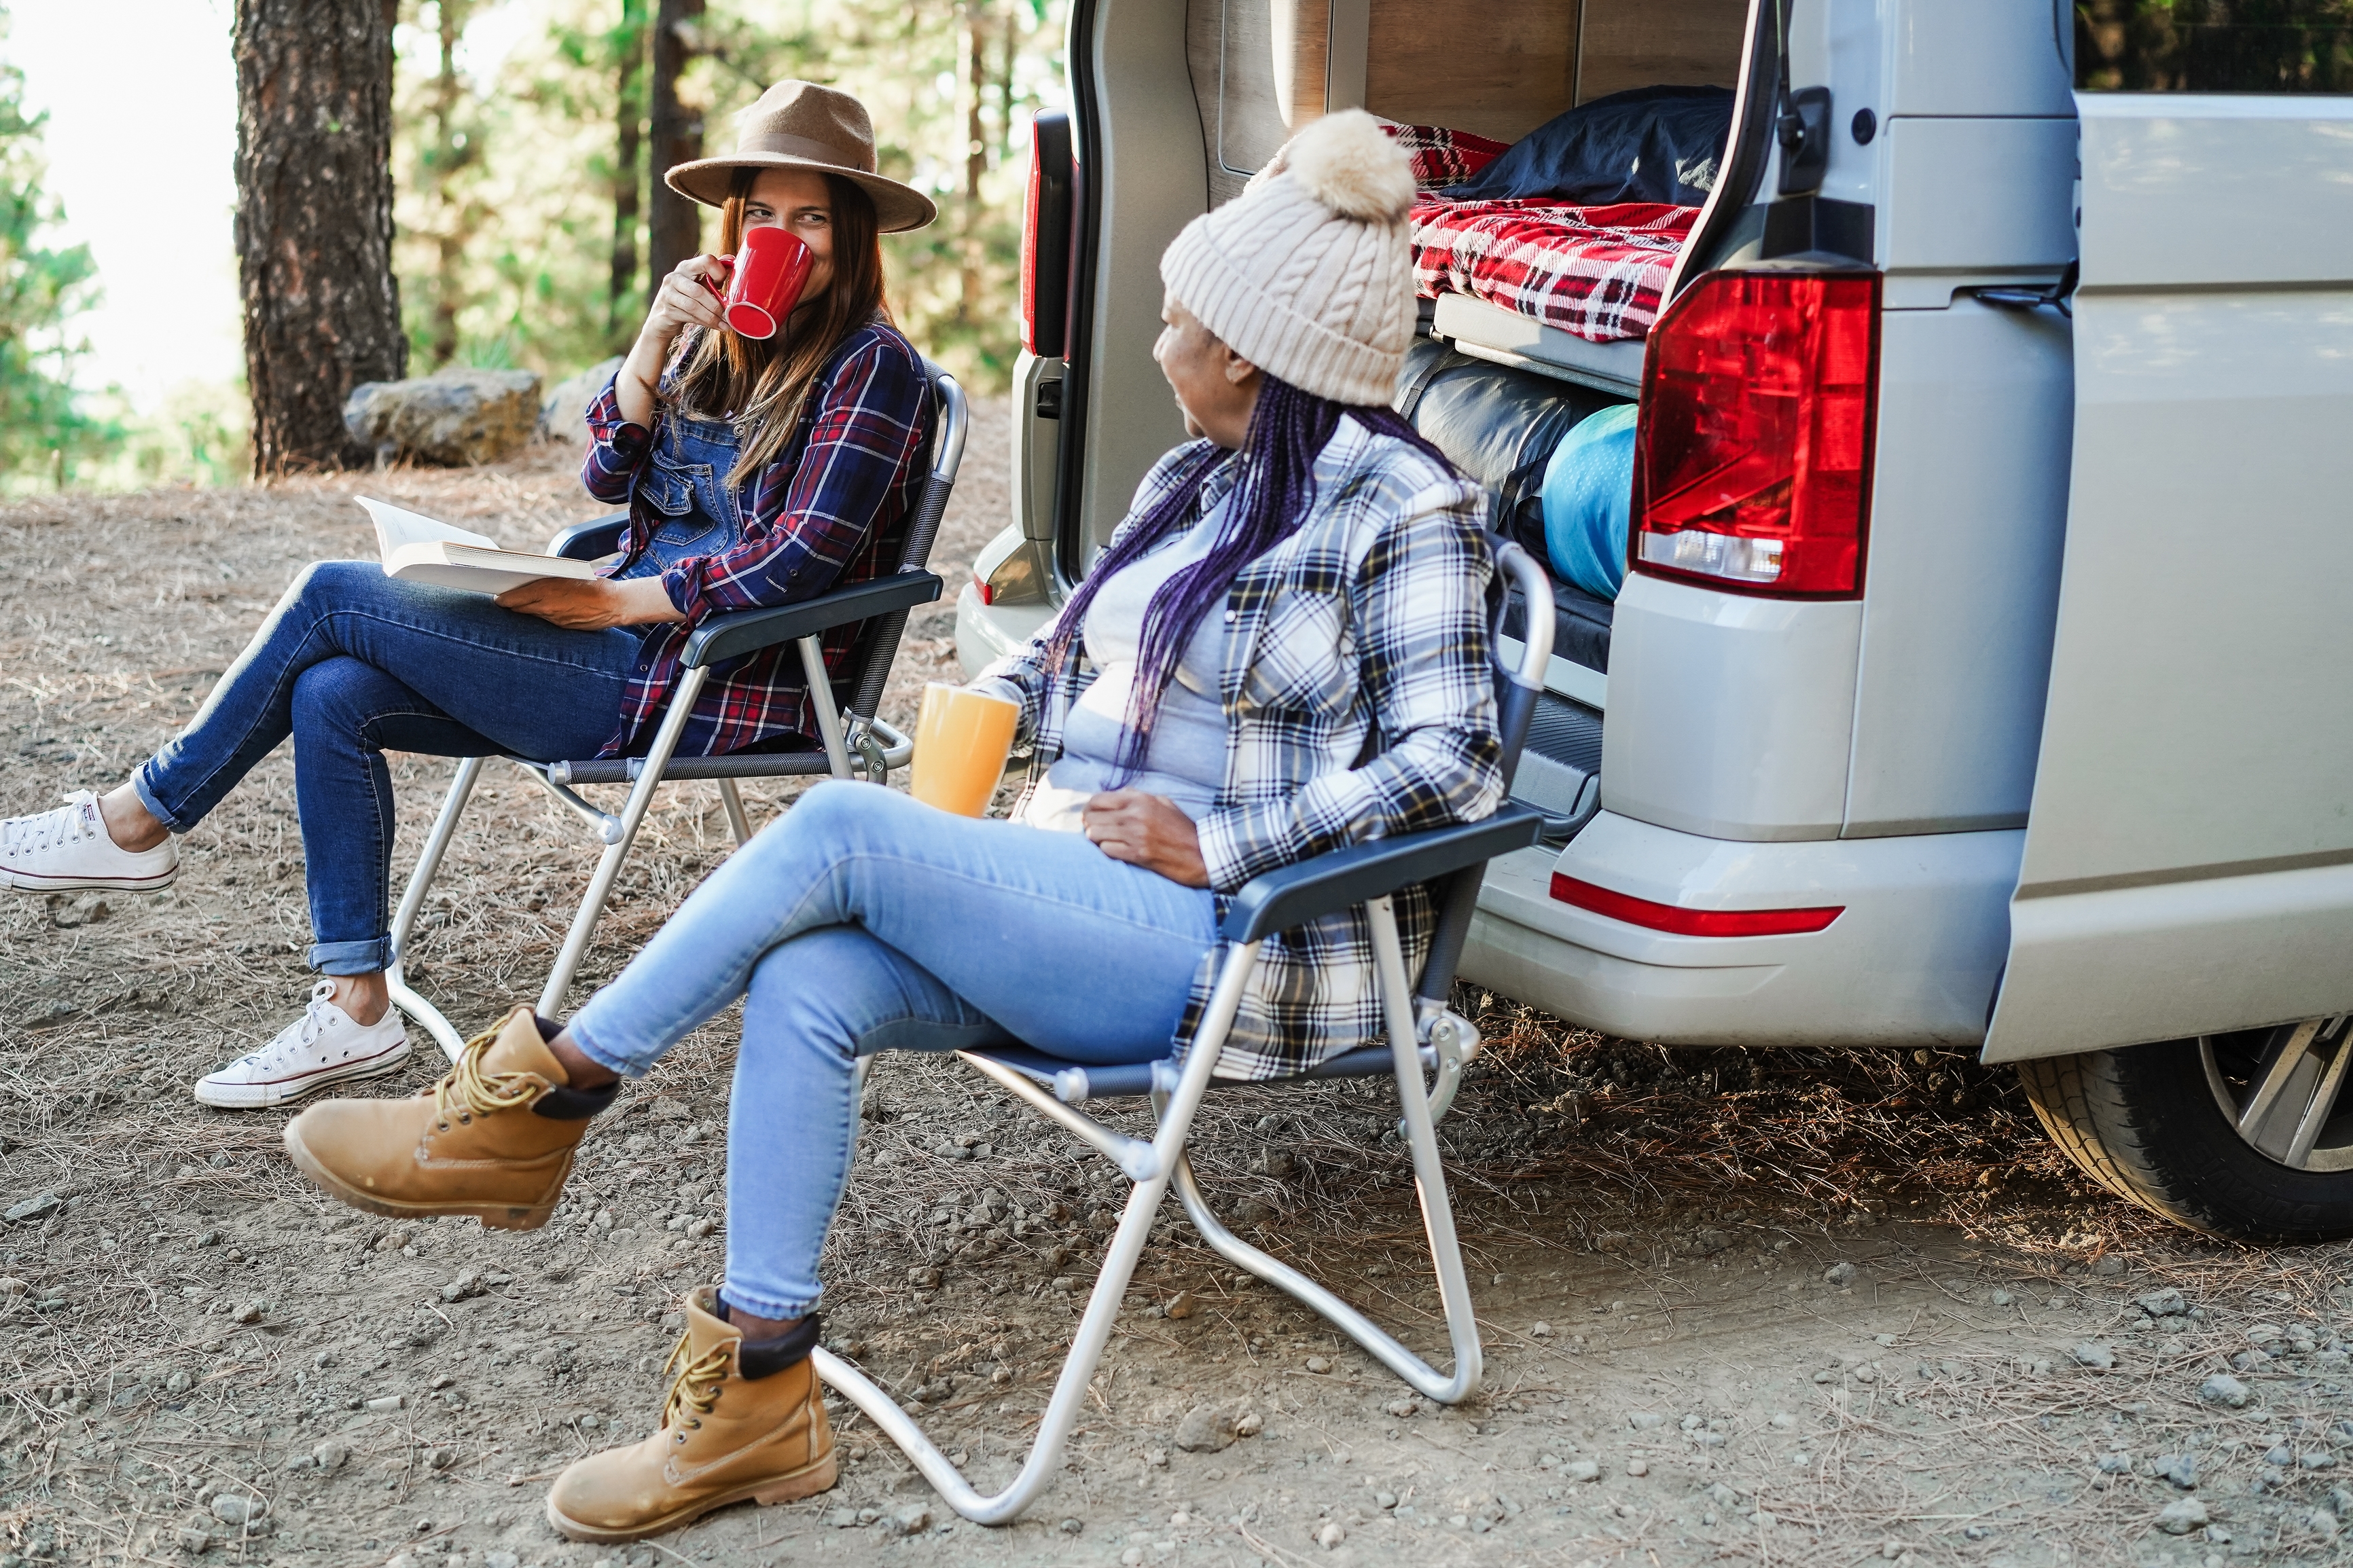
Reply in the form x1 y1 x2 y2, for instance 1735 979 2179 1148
385 359 969 1063
812 541 1554 1525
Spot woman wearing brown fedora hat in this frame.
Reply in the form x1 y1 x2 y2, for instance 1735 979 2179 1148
0 80 940 1113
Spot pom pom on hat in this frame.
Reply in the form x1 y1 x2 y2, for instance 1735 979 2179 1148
1281 110 1415 223
1160 110 1418 406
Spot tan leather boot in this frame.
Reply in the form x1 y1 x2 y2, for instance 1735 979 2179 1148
282 1006 611 1230
545 1286 837 1542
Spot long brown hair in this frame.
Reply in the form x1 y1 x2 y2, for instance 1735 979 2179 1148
669 168 891 487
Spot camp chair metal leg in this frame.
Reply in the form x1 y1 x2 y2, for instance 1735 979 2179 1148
795 635 855 780
517 763 623 843
816 943 1266 1523
717 779 753 846
1168 896 1480 1406
1367 892 1483 1400
536 666 711 1019
385 756 486 1065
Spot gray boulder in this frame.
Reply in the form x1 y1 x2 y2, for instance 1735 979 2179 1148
344 367 542 467
539 356 626 448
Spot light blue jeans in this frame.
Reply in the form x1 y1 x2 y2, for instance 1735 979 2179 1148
567 782 1217 1319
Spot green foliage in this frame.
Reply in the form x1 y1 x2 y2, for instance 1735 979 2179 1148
0 12 120 490
390 0 1064 394
2077 0 2353 92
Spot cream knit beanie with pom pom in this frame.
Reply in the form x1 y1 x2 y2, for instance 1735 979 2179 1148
1158 109 1416 407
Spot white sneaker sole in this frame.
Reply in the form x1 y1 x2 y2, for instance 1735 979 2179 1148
194 1032 414 1110
1 863 177 894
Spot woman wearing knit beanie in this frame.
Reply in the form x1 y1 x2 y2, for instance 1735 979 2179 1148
281 111 1503 1544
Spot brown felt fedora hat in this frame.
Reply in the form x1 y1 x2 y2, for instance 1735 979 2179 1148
665 81 937 234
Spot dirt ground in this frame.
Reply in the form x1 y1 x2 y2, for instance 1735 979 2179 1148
5 409 2353 1568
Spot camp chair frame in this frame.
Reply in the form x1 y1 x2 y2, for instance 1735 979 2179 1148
811 541 1556 1525
387 360 969 1063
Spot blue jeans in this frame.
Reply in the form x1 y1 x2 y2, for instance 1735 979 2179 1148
135 562 641 974
567 783 1217 1320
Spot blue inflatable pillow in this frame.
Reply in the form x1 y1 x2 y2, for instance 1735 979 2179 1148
1540 403 1639 601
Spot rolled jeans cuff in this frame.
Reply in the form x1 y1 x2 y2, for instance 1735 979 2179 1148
130 765 191 835
309 936 393 976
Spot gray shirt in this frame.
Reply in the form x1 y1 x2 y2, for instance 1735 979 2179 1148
1018 502 1232 831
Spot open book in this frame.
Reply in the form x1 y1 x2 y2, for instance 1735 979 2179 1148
360 497 605 595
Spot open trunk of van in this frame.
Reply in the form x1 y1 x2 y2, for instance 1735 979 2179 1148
965 0 1782 840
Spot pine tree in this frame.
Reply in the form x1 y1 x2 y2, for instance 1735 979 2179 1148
0 9 117 486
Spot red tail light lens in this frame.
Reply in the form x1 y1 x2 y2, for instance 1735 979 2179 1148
1631 272 1879 598
1020 111 1074 359
1549 873 1844 936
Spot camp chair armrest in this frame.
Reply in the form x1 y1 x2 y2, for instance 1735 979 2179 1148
681 570 944 670
549 513 631 562
1219 802 1545 945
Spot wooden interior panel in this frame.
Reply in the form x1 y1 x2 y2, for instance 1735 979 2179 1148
1271 0 1329 131
1575 0 1750 103
1363 0 1577 142
1184 0 1746 199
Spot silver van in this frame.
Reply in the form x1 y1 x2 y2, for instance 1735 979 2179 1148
958 0 2353 1241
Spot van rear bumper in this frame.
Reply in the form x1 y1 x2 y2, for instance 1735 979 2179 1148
1460 811 2023 1049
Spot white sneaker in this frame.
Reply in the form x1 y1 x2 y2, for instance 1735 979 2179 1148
194 982 412 1110
0 790 178 893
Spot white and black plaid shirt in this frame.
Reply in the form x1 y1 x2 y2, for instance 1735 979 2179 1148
977 418 1503 1079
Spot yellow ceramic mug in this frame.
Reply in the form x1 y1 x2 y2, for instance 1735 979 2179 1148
910 682 1020 817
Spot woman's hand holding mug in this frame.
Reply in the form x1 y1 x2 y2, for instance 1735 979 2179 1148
615 254 732 429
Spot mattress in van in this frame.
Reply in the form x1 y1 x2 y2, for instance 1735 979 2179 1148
1409 197 1696 346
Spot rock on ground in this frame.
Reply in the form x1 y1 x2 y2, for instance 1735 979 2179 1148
1174 1404 1236 1453
539 357 624 449
344 369 543 467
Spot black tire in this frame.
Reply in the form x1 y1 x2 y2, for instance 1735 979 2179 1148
2017 1034 2353 1243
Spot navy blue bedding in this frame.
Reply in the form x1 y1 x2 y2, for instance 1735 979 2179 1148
1441 85 1736 208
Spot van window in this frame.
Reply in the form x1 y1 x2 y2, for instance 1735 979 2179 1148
2077 0 2353 94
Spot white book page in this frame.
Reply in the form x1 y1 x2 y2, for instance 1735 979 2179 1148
358 496 499 560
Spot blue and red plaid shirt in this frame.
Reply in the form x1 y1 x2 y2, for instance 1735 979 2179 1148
581 320 930 758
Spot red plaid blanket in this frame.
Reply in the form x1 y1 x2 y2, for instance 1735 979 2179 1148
1407 198 1698 344
1382 122 1509 190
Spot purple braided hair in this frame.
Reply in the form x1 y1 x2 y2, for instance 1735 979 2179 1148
1039 373 1458 776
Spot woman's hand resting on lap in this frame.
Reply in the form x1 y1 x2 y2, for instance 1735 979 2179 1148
1083 789 1210 888
497 575 685 630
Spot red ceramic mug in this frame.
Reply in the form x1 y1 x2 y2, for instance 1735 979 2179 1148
708 225 814 340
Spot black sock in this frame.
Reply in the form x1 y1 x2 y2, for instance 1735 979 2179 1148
526 1013 619 1120
718 1299 824 1380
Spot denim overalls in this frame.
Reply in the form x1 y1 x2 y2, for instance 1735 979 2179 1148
614 408 750 581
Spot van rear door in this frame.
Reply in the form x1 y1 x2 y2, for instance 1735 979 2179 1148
1983 69 2353 1062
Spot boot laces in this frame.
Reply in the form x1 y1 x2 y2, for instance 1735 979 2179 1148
660 1331 733 1434
427 1023 543 1128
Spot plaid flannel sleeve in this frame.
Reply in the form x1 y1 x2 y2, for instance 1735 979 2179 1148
580 371 649 505
657 331 927 623
1194 480 1503 892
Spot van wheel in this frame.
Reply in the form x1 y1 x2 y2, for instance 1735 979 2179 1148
2017 1018 2353 1243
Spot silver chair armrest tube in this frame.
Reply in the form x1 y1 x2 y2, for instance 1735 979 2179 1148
1493 540 1554 687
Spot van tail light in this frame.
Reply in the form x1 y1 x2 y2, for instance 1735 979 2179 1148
1550 873 1844 936
1631 271 1879 598
974 568 994 607
1020 111 1075 359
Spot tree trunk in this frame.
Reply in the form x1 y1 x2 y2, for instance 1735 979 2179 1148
427 0 471 369
232 0 405 475
960 0 992 321
609 0 649 349
647 0 706 291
